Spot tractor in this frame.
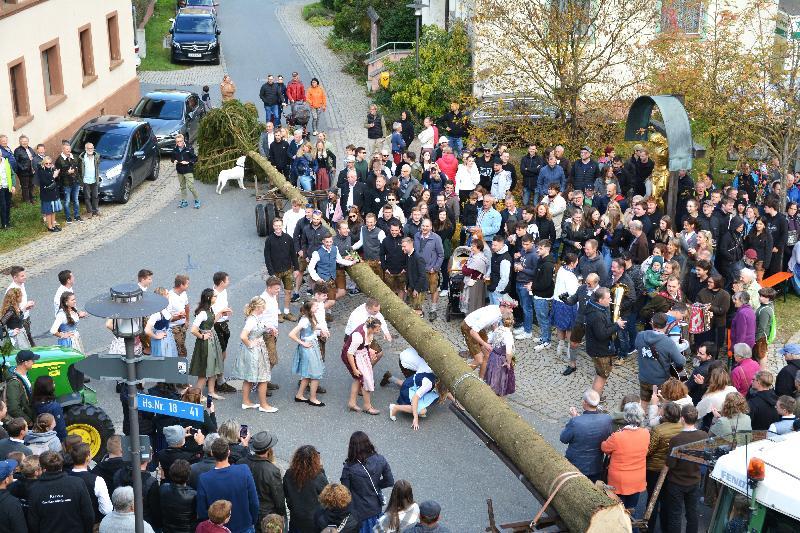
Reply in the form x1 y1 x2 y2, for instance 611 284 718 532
2 346 115 459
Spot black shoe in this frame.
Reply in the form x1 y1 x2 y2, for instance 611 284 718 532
308 400 325 407
380 371 392 387
562 366 577 376
290 293 301 303
294 397 309 403
267 382 279 390
75 216 82 222
217 382 237 393
429 311 437 322
317 386 327 394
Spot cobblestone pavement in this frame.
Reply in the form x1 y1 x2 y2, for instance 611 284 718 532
0 161 179 277
138 51 229 86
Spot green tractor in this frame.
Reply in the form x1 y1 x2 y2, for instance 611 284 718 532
3 346 115 459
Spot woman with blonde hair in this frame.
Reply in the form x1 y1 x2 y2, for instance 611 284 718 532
35 155 63 231
230 296 276 412
314 483 359 532
696 366 738 425
0 288 30 348
218 418 250 463
290 300 326 407
709 391 752 443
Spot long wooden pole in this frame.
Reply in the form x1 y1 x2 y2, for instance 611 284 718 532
247 152 631 533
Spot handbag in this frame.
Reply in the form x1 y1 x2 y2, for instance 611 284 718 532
324 514 351 532
360 460 385 506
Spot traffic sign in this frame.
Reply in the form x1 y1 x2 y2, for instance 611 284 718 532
75 354 189 385
136 393 204 422
120 435 153 462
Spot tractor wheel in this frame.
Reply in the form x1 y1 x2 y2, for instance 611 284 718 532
265 202 276 231
65 404 115 459
255 204 268 237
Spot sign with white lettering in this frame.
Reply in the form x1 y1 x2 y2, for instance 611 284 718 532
136 394 204 422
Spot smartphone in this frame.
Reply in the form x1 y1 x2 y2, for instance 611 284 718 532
206 395 212 408
240 424 249 439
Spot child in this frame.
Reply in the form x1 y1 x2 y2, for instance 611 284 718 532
483 313 516 396
24 413 62 453
390 122 406 166
754 287 776 368
643 256 664 293
261 514 284 533
201 85 212 111
197 500 232 533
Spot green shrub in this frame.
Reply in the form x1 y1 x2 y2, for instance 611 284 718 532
332 0 414 44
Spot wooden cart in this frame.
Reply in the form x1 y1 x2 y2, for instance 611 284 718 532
253 172 328 237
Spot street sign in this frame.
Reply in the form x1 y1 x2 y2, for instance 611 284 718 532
120 435 152 462
136 393 204 422
75 354 189 385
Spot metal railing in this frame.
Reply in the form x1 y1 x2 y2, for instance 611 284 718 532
366 41 414 63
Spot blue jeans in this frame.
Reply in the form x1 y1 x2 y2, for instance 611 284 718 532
450 136 463 156
62 183 81 220
488 291 503 305
264 104 280 125
298 173 314 191
615 312 637 357
534 298 551 342
522 187 533 206
516 282 533 333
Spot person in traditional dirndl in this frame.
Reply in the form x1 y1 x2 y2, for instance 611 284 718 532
189 288 225 399
388 351 444 429
552 253 580 360
290 300 325 407
341 316 383 414
1 288 30 349
145 287 178 358
483 313 516 396
231 296 277 413
50 292 84 353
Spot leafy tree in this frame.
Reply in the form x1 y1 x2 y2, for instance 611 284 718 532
332 0 414 45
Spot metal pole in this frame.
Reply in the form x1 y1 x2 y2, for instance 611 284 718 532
124 336 145 533
415 14 420 75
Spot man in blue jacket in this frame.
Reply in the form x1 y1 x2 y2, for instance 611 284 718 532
536 153 566 201
560 389 612 482
636 313 686 406
414 219 444 321
197 439 259 533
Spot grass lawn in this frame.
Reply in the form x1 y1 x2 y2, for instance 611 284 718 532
140 0 185 71
302 2 334 26
0 197 48 254
773 291 800 344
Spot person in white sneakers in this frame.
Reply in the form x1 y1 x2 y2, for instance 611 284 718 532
528 239 556 351
460 298 516 378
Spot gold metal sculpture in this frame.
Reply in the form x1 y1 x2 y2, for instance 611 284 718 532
649 132 670 208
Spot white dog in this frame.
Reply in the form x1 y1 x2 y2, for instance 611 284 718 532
216 155 246 194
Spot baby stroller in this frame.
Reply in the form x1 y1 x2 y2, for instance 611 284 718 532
445 246 471 321
287 101 311 139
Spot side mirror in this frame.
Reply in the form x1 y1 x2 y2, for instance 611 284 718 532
133 150 145 159
216 29 221 35
127 108 133 115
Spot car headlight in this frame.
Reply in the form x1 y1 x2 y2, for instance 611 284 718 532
169 129 181 137
105 164 123 179
208 41 217 49
173 41 181 49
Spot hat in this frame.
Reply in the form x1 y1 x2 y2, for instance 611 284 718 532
346 155 355 163
581 146 591 154
249 431 278 453
492 158 502 166
380 148 390 156
633 143 644 152
15 350 39 364
163 425 186 447
744 248 758 260
499 294 518 308
779 343 800 356
439 136 449 144
651 256 664 266
0 460 17 480
419 500 441 520
584 183 594 191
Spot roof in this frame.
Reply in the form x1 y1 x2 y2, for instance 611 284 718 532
710 432 800 521
80 115 146 132
176 8 215 17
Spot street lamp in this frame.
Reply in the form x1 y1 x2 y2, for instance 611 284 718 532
406 2 428 76
85 284 168 533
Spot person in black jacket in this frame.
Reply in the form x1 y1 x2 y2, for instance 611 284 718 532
0 458 25 533
171 135 200 209
531 240 556 351
563 273 600 376
259 75 283 126
520 144 543 206
27 451 94 533
403 237 428 317
92 435 125 495
609 258 637 360
157 459 197 533
380 222 407 298
314 483 359 533
747 370 782 430
13 136 35 204
111 456 160 528
339 431 393 529
263 218 299 320
439 102 468 156
156 426 201 485
237 431 285 531
268 130 290 177
775 344 800 396
716 216 745 290
763 196 788 277
686 342 717 405
365 104 384 155
584 288 626 395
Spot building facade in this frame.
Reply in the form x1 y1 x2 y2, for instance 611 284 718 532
1 0 139 153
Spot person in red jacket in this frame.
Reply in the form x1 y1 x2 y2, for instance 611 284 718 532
435 145 458 181
286 72 306 103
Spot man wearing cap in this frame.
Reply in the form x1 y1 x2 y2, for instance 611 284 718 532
403 500 450 532
559 389 612 482
0 458 25 532
775 343 800 396
337 154 357 188
570 146 600 192
5 350 37 426
237 431 285 529
156 425 201 485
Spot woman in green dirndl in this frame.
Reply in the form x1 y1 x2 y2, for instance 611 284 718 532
190 288 225 400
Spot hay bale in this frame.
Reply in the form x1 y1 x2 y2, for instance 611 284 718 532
195 100 261 183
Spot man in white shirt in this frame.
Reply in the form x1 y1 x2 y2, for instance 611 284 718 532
212 272 234 393
345 298 392 341
6 266 34 346
137 269 153 292
167 275 190 357
460 300 515 377
52 269 88 320
282 198 306 240
259 277 282 385
307 233 355 310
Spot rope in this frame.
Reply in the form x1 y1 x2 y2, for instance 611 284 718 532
529 471 583 529
450 371 483 395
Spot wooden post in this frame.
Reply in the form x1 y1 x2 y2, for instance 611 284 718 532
665 171 679 222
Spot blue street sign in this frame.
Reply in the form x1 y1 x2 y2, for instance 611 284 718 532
136 394 204 422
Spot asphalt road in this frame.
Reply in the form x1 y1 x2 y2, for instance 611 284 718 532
17 1 546 530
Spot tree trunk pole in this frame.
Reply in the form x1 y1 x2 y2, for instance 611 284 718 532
247 151 631 533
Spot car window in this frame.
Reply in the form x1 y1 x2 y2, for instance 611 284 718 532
187 0 214 6
132 98 185 120
71 130 128 159
174 15 214 33
131 128 147 152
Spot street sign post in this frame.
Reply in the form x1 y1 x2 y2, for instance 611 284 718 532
136 394 204 422
75 354 189 384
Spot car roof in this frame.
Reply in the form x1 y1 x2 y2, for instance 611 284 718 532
176 8 214 17
140 90 194 101
79 115 147 133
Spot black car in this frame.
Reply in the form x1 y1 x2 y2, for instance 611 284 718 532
70 116 160 203
129 90 204 153
170 10 220 64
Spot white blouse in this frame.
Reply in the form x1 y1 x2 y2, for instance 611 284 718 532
50 309 79 335
192 311 209 329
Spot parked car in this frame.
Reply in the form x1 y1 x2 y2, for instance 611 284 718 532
170 10 221 64
470 94 562 144
183 0 218 16
70 116 160 203
128 90 204 153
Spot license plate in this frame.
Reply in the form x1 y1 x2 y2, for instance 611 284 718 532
187 53 202 58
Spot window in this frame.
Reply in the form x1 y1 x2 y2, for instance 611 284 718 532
106 12 122 69
661 0 702 35
78 24 96 84
39 39 65 110
7 58 31 129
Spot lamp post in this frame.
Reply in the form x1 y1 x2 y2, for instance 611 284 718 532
85 284 168 533
407 2 428 76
